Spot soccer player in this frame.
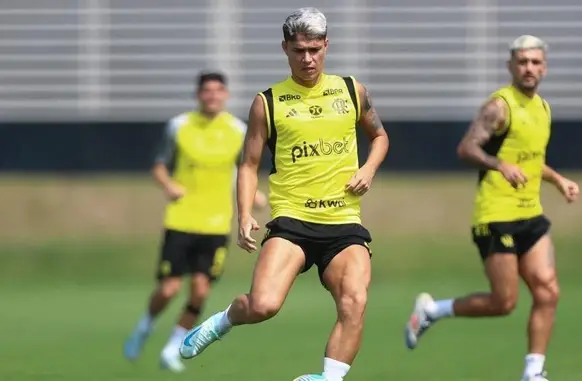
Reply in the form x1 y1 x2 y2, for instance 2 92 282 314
405 36 579 381
179 8 389 381
123 72 267 372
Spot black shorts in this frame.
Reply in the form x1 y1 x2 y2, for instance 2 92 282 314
156 229 229 281
261 216 372 284
471 215 551 261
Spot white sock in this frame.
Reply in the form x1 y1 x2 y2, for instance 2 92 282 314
523 353 545 379
426 299 455 320
162 326 188 355
215 305 233 333
322 357 350 381
136 312 154 333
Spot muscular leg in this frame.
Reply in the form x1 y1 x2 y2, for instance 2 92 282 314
406 253 520 350
519 235 559 379
161 273 211 359
321 245 371 381
452 254 520 317
179 237 305 359
149 277 183 317
124 277 181 362
228 237 306 325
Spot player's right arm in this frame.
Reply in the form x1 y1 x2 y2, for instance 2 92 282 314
152 118 185 201
457 98 527 188
236 95 267 252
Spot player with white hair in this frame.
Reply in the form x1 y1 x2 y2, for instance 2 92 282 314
405 35 579 381
179 7 389 381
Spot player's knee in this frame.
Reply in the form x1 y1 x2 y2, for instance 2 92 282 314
491 294 517 316
248 294 283 321
337 287 368 323
532 273 560 307
159 278 182 299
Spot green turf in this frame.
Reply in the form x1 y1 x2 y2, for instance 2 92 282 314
1 237 581 381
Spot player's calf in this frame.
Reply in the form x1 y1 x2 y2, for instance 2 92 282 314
519 236 560 380
321 245 371 381
124 277 182 362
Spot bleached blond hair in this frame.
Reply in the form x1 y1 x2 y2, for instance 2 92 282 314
509 35 548 56
282 7 327 41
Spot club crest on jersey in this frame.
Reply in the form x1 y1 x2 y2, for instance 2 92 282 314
332 99 349 115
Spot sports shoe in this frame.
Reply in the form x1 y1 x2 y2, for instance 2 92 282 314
179 312 229 359
523 371 549 381
160 347 186 373
123 328 151 361
293 374 327 381
405 292 436 350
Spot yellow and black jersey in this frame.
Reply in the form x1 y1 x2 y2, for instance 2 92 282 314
155 111 246 234
258 73 362 225
473 84 551 225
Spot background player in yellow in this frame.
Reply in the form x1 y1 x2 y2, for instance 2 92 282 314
405 36 579 381
179 8 389 381
123 72 266 372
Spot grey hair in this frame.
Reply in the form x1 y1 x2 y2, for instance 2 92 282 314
509 35 548 55
282 7 327 41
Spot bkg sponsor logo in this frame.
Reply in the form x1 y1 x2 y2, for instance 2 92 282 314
305 198 347 209
290 138 350 163
278 94 301 102
323 88 344 96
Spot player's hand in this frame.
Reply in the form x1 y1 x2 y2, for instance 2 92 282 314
498 162 528 188
164 182 186 201
253 190 268 210
555 176 579 203
346 165 376 196
237 216 260 253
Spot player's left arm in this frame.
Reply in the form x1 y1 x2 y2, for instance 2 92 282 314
543 164 579 203
345 81 389 196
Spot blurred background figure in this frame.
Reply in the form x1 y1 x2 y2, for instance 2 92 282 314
123 72 266 372
1 1 581 380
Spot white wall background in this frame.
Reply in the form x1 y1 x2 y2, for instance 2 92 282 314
1 0 580 121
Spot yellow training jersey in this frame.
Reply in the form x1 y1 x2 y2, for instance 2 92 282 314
472 84 551 225
156 111 246 234
259 73 362 225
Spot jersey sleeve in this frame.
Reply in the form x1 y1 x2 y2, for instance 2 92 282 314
154 114 185 165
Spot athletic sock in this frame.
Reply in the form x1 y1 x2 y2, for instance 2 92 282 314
522 353 545 379
215 305 233 333
322 357 350 381
426 299 455 320
136 312 154 333
162 326 188 355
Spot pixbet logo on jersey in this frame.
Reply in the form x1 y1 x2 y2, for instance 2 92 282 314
290 138 350 163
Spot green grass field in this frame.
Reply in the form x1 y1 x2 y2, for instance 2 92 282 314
1 175 581 380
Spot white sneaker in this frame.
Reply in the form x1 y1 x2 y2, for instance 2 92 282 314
405 292 436 350
293 375 327 381
123 328 150 362
179 312 229 359
160 347 186 373
523 372 549 381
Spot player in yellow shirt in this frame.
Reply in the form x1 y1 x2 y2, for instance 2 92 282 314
405 36 579 381
179 8 389 381
123 72 266 372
